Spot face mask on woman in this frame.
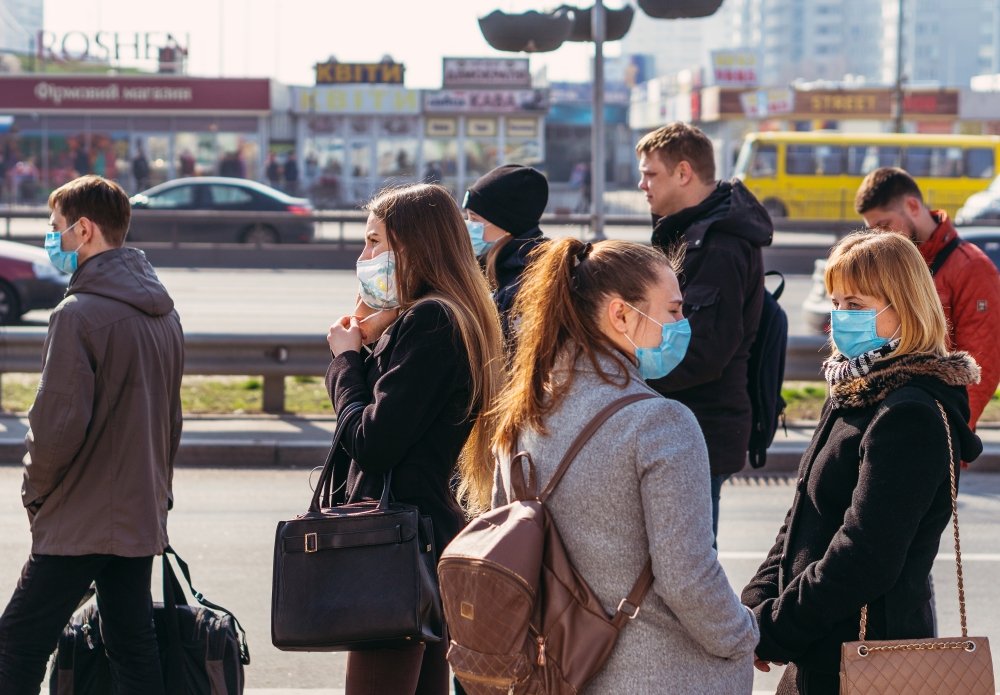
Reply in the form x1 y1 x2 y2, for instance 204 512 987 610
623 302 692 380
465 219 494 257
830 304 896 358
356 250 399 310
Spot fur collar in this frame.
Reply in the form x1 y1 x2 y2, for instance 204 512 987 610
829 351 981 410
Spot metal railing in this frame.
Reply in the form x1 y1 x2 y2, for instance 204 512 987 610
0 331 830 413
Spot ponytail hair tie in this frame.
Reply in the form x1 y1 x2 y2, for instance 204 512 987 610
572 242 593 269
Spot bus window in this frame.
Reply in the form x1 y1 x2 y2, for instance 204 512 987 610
786 145 816 175
929 147 963 177
847 145 900 175
816 146 845 175
904 147 933 176
966 148 995 179
751 144 777 176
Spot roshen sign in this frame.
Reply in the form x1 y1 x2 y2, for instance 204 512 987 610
36 31 190 63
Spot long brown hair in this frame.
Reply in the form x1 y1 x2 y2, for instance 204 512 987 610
366 184 506 514
492 237 677 458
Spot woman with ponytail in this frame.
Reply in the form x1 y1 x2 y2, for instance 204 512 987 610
326 183 505 695
488 238 758 694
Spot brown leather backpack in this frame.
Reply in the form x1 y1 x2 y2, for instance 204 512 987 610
438 394 655 694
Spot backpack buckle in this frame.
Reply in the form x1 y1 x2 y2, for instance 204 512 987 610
617 598 640 619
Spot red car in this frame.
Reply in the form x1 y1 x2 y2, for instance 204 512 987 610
0 240 69 324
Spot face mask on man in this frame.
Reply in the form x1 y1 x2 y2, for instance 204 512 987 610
465 219 494 257
830 304 897 358
356 250 400 310
622 302 692 381
44 221 82 275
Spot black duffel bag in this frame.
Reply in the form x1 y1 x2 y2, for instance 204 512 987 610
271 402 442 651
50 546 250 694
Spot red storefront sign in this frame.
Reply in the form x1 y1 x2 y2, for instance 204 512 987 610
0 76 270 112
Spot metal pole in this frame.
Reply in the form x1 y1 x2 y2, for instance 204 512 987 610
893 0 905 133
590 0 606 240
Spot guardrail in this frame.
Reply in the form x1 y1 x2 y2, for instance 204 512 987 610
0 331 830 413
0 205 857 241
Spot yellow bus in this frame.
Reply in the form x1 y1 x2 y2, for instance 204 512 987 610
733 132 1000 221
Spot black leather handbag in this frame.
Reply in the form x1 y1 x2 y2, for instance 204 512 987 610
270 402 443 651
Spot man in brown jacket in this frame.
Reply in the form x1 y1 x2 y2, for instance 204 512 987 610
0 175 184 693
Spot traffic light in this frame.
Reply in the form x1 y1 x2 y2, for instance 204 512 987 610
637 0 724 19
478 8 575 53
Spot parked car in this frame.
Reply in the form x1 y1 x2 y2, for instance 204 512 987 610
956 175 1000 225
129 177 316 244
0 239 69 324
801 227 1000 334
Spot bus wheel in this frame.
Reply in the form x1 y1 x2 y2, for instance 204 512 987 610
763 198 787 219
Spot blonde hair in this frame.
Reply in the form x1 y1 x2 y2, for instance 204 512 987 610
492 238 678 458
366 184 506 514
825 230 948 357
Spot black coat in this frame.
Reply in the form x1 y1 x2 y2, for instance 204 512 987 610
326 301 472 557
647 179 773 475
489 226 546 343
741 352 983 678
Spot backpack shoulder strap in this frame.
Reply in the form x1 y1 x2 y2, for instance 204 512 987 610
764 270 785 301
539 392 656 502
930 236 961 276
611 559 654 627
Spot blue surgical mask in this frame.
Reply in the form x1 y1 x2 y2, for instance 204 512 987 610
44 221 81 275
356 250 399 310
623 303 692 381
466 219 494 257
830 305 896 359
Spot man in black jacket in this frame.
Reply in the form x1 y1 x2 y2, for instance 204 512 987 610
636 122 773 538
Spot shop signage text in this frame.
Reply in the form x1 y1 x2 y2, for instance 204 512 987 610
711 50 758 87
442 58 531 89
315 61 405 85
36 30 189 63
293 86 420 115
0 76 270 112
423 89 548 114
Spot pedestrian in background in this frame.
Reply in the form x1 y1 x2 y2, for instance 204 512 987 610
856 166 1000 431
0 176 184 693
325 183 505 695
742 231 982 695
132 142 151 192
462 163 549 344
635 122 773 539
489 237 758 694
283 151 299 195
266 153 282 188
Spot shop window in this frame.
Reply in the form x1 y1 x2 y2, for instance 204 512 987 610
464 139 499 182
785 145 816 175
504 139 542 167
377 139 418 178
965 148 995 179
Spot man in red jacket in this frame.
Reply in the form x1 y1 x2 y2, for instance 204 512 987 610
856 167 1000 429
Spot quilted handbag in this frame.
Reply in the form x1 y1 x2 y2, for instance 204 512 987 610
271 401 443 651
839 402 996 695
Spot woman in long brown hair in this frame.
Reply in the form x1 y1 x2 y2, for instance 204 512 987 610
326 183 505 694
488 237 758 694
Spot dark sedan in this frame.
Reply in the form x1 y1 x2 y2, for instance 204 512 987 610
802 227 1000 334
129 177 316 244
0 240 69 324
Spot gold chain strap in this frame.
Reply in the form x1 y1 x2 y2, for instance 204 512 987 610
857 401 967 647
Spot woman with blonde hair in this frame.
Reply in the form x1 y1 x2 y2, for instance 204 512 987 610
488 237 758 694
742 230 983 695
326 183 505 694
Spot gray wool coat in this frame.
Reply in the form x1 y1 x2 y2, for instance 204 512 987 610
493 351 758 695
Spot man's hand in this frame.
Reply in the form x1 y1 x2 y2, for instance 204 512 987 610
753 654 786 672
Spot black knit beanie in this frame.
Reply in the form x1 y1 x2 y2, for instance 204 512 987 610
463 164 548 238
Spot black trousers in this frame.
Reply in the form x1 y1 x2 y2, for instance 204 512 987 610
346 639 450 695
776 663 840 695
0 553 164 695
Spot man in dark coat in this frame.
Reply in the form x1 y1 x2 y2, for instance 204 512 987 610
0 176 184 693
636 122 773 538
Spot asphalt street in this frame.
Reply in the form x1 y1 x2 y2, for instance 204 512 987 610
1 467 997 694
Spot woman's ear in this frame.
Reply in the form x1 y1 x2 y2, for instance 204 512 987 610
606 297 629 334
